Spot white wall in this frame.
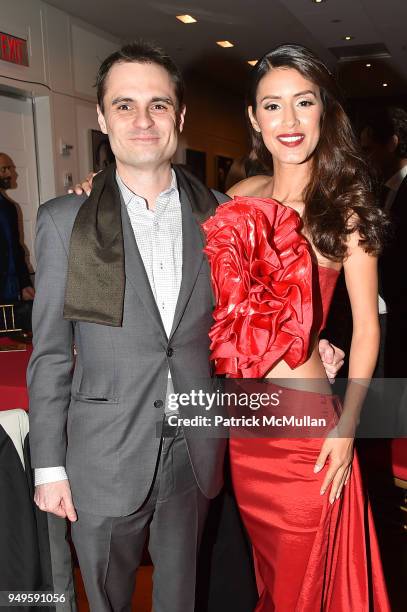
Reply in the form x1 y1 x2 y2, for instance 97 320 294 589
51 92 80 193
34 96 56 203
70 23 118 99
42 2 120 193
43 3 74 94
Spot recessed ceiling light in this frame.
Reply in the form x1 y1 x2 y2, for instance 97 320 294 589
366 63 372 67
382 82 388 87
247 60 258 66
176 15 197 24
312 0 325 4
343 35 353 41
217 40 234 48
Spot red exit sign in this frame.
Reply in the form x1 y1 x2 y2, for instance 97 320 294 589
0 32 29 67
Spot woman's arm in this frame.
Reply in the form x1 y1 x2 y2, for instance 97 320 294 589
316 231 379 502
339 232 380 434
344 232 380 379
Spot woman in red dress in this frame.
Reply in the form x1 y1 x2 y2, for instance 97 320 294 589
203 45 390 611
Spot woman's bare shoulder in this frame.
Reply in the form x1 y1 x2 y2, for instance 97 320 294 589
226 175 272 197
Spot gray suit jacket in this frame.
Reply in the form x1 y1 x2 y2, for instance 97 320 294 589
28 184 228 517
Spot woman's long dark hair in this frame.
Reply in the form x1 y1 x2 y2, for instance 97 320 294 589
248 44 387 260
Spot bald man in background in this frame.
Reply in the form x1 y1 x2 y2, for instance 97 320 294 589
0 153 34 304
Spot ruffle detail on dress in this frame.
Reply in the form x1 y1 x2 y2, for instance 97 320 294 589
202 196 314 378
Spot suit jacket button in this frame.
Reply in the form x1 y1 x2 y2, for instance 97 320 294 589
167 347 174 357
154 400 163 408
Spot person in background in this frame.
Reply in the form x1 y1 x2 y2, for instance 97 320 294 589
0 153 34 304
361 107 407 378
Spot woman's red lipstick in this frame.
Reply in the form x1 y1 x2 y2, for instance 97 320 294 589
277 133 305 147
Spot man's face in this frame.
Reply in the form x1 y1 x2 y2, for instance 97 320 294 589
97 61 185 172
0 154 17 190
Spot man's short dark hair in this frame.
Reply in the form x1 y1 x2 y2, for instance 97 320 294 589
96 40 185 115
363 106 407 158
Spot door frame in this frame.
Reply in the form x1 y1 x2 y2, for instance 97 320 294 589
0 81 56 272
0 80 56 205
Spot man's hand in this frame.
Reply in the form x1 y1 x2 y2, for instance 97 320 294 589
34 480 77 522
21 286 35 300
319 339 345 383
68 172 97 196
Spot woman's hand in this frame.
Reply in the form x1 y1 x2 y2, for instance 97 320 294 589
314 434 354 503
68 171 97 196
318 339 345 383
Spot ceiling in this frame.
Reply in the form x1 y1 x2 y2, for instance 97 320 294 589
45 0 407 100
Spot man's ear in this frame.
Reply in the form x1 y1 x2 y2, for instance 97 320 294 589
97 105 108 135
248 106 261 133
178 105 186 133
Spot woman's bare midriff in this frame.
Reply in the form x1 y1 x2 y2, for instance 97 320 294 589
265 343 334 395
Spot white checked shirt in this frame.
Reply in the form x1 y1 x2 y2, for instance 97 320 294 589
116 170 183 338
35 169 183 486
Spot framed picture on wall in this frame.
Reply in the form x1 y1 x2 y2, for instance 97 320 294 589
91 129 114 172
185 148 207 184
215 155 234 192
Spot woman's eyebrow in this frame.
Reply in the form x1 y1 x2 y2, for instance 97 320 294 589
260 89 317 102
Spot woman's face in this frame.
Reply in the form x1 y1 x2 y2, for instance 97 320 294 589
249 67 323 167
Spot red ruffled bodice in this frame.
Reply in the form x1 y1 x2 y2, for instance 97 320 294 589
202 196 315 378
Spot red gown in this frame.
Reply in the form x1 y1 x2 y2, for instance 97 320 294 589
202 197 390 611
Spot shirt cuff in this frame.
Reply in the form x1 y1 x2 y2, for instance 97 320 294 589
35 466 68 486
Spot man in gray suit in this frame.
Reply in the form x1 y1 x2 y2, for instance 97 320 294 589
28 42 343 612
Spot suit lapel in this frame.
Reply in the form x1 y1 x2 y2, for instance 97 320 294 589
121 202 167 342
169 184 205 341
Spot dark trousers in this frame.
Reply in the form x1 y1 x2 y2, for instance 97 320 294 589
71 430 209 612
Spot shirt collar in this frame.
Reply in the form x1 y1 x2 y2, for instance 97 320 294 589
385 165 407 192
115 169 178 210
